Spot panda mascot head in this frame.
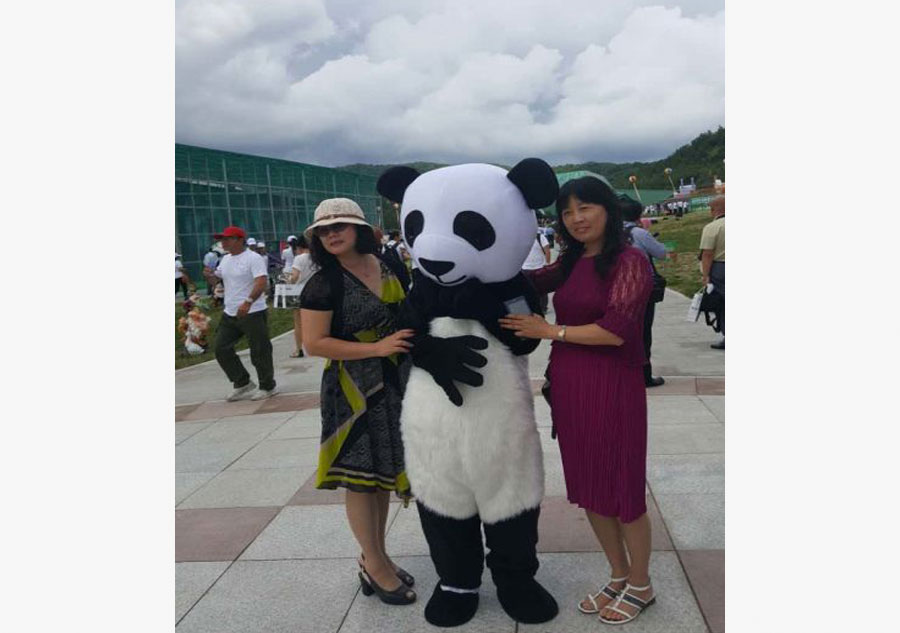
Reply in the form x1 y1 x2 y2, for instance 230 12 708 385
377 158 558 286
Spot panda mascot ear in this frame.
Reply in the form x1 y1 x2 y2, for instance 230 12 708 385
507 158 559 209
377 166 421 204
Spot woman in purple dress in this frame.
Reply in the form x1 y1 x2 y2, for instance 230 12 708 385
500 177 655 625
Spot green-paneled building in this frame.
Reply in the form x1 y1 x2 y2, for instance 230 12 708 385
175 144 384 280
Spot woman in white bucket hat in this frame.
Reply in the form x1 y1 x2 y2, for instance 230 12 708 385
300 198 418 606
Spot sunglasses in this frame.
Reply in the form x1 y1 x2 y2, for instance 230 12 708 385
314 222 350 237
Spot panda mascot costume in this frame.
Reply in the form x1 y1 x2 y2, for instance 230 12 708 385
377 159 560 627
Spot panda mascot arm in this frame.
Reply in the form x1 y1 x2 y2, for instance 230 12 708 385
395 269 490 407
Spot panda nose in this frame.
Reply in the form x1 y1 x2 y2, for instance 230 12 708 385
419 258 455 277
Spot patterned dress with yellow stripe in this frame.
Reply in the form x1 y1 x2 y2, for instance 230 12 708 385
299 261 412 499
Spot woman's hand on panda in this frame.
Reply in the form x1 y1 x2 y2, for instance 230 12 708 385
373 329 416 357
498 314 555 339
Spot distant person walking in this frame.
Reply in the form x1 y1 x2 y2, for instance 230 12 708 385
381 230 411 290
282 235 297 276
212 226 277 401
202 246 221 297
522 226 552 313
175 253 191 300
700 196 725 349
286 235 317 358
620 195 668 387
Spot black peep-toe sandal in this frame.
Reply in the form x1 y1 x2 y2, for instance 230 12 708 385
358 562 416 605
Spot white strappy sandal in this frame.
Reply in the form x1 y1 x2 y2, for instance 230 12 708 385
598 581 656 625
577 575 628 614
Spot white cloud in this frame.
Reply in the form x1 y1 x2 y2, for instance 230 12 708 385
176 0 725 165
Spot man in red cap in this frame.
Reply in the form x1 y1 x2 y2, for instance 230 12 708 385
212 226 277 401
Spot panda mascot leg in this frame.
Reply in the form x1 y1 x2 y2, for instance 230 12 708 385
417 503 484 627
483 508 558 624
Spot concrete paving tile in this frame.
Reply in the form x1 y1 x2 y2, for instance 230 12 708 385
645 376 697 395
175 561 230 622
176 559 359 633
338 555 514 633
536 495 672 553
647 454 725 495
255 392 320 414
648 396 720 425
176 472 218 505
696 377 725 395
241 504 394 560
176 421 216 445
178 468 312 509
534 396 552 428
175 403 202 422
649 424 724 455
182 399 264 421
654 493 724 549
186 413 291 445
175 440 255 473
226 438 321 470
268 409 322 440
680 550 724 633
699 395 725 423
287 471 347 506
176 507 280 562
537 427 568 497
519 552 707 632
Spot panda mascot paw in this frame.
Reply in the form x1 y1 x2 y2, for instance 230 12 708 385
424 584 480 628
377 159 561 626
408 333 488 407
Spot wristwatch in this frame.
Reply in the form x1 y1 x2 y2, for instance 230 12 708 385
556 326 567 341
243 297 254 304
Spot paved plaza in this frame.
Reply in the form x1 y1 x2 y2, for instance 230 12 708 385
175 289 725 632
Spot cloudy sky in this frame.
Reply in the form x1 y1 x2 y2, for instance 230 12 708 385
176 0 724 167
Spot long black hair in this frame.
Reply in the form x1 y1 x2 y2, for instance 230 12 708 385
555 176 626 280
309 224 380 270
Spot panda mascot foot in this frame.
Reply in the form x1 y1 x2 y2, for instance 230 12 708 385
496 579 559 624
424 584 480 628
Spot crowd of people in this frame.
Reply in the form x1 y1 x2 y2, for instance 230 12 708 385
180 180 725 626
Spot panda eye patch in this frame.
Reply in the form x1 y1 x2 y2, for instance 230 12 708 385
404 210 425 246
453 211 495 251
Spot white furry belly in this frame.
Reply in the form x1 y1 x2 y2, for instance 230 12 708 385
401 317 544 523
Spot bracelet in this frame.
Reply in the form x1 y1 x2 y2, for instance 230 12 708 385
244 297 254 304
557 326 567 341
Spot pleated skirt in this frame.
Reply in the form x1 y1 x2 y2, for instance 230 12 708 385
548 346 648 523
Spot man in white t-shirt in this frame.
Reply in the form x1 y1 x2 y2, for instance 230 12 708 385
213 226 277 401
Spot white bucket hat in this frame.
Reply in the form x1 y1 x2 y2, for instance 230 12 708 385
304 198 371 240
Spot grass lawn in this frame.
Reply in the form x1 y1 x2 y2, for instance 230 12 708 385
647 210 713 297
175 300 297 370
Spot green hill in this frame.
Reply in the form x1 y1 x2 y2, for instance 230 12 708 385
338 126 725 190
555 126 725 189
